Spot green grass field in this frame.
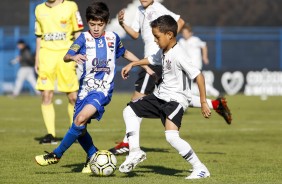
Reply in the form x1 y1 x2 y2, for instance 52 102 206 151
0 94 281 184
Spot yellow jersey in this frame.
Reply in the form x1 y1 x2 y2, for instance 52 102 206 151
35 0 84 50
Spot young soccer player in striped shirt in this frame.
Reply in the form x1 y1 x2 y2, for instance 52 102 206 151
34 1 154 173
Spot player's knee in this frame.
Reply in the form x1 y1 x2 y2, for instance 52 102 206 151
42 91 53 104
165 130 179 145
74 114 88 125
123 105 135 118
70 122 86 137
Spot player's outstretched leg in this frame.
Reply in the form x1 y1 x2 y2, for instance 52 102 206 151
119 150 146 173
108 141 129 155
215 97 232 124
35 151 60 166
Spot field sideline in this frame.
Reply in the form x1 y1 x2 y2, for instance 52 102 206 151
0 94 281 184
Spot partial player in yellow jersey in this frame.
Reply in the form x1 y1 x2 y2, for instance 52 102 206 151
34 0 84 144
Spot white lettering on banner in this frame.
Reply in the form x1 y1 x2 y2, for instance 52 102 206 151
201 71 220 97
221 71 244 95
244 68 282 96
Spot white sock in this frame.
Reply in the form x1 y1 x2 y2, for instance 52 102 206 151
165 130 202 168
123 106 142 153
189 95 213 109
122 134 128 143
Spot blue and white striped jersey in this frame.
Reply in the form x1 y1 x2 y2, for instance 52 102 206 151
67 31 126 100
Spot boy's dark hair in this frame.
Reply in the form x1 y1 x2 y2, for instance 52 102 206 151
86 2 110 23
150 15 178 37
17 39 26 45
17 39 30 50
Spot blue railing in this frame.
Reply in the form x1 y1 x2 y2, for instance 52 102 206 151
192 26 282 70
0 0 281 94
1 26 282 94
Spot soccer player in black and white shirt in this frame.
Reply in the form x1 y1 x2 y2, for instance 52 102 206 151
109 0 232 156
119 15 211 179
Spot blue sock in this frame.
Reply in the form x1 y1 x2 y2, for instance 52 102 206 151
78 131 98 158
53 123 85 158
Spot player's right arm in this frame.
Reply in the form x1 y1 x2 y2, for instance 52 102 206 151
177 18 185 33
118 9 139 39
64 54 87 64
64 33 87 64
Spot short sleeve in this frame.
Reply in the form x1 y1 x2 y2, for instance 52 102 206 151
67 33 85 55
115 33 126 59
147 49 162 65
177 51 200 79
70 2 84 32
197 38 206 48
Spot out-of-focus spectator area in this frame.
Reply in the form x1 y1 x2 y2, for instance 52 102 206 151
0 0 281 96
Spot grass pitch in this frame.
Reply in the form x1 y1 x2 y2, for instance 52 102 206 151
0 94 281 184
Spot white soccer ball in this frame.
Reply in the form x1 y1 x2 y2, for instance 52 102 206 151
90 150 117 176
54 99 63 105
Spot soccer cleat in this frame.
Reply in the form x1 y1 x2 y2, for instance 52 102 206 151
215 97 232 124
35 151 60 166
39 134 58 144
185 164 210 179
81 157 92 174
108 141 129 155
119 150 146 173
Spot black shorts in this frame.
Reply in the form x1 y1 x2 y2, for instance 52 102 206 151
128 94 184 128
134 65 162 95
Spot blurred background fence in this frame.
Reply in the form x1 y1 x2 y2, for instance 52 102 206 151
0 0 281 96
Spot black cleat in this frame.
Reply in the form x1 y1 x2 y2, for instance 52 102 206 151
108 142 129 155
39 134 58 144
215 97 232 124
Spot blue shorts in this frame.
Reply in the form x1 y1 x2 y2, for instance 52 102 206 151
73 91 112 123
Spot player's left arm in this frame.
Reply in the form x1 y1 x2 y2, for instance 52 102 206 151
121 55 150 79
122 50 155 75
115 34 156 79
